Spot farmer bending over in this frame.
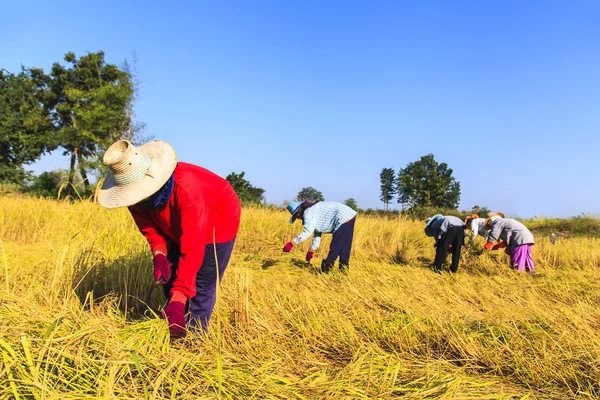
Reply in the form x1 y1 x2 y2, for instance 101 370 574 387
424 214 466 273
98 140 241 339
283 201 356 274
463 214 491 247
484 213 535 273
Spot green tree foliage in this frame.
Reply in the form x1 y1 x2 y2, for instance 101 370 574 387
29 170 65 198
226 172 265 204
471 205 491 217
296 187 324 203
46 51 134 195
0 68 57 184
397 154 461 210
379 167 396 212
343 198 359 211
28 169 85 199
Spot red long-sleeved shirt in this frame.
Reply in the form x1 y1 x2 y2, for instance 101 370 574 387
128 162 241 299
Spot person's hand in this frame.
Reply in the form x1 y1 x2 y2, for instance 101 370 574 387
484 242 494 250
162 298 186 339
283 242 294 252
492 241 507 250
153 253 172 284
306 250 314 263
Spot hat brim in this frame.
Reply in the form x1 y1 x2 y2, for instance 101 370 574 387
98 140 178 209
289 204 302 224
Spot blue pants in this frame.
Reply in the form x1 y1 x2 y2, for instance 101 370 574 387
164 238 236 332
325 217 355 264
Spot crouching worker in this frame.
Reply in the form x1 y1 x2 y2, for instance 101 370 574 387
424 214 466 273
98 140 241 339
484 213 535 273
283 201 357 274
464 214 490 247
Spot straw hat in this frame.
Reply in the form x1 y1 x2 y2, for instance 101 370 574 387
98 140 178 209
484 212 505 229
464 214 479 226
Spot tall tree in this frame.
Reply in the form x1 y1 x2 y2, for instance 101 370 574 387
225 171 265 203
46 51 134 195
0 68 57 184
344 198 359 211
397 154 461 210
379 167 396 212
296 187 324 202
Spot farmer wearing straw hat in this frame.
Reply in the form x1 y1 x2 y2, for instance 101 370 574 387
283 201 357 274
98 140 241 338
424 214 466 273
483 213 535 272
463 214 491 247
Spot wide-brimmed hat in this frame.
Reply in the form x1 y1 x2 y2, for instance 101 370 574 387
464 214 479 225
287 201 304 224
484 212 505 229
98 140 178 209
425 214 443 228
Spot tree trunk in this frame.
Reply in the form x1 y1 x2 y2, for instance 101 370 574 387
77 151 90 194
67 147 78 198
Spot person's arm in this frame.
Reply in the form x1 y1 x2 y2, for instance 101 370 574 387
293 215 317 245
436 218 449 241
128 206 169 255
170 202 209 300
465 222 477 247
310 232 322 251
485 222 502 250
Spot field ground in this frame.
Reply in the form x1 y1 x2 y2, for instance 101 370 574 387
1 197 600 399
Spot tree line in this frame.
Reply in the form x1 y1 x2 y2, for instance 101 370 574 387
1 51 471 216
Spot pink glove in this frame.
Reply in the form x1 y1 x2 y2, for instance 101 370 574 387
283 242 294 252
153 253 172 284
162 301 186 338
306 250 314 263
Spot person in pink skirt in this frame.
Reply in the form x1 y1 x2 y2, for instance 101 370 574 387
484 213 535 272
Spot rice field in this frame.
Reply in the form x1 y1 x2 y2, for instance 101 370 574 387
1 196 599 399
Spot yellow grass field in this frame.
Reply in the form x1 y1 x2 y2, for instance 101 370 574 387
1 197 600 399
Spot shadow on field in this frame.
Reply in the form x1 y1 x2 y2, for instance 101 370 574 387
73 252 164 320
261 258 277 270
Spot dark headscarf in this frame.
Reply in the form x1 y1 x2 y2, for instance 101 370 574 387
136 172 175 209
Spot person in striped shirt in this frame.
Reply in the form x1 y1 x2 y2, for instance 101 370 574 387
283 200 357 274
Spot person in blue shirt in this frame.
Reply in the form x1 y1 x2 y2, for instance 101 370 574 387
283 200 357 274
424 214 466 273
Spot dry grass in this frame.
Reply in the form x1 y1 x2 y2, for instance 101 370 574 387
1 197 599 399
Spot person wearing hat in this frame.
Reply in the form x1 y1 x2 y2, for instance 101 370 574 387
283 200 357 274
483 213 535 272
463 214 492 247
424 214 466 273
98 140 241 338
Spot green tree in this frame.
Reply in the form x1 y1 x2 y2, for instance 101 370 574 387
344 198 359 211
296 187 324 202
471 205 491 217
397 154 461 210
46 51 134 196
380 167 396 212
225 172 265 203
0 68 57 184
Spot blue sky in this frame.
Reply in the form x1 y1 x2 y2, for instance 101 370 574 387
2 1 599 217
